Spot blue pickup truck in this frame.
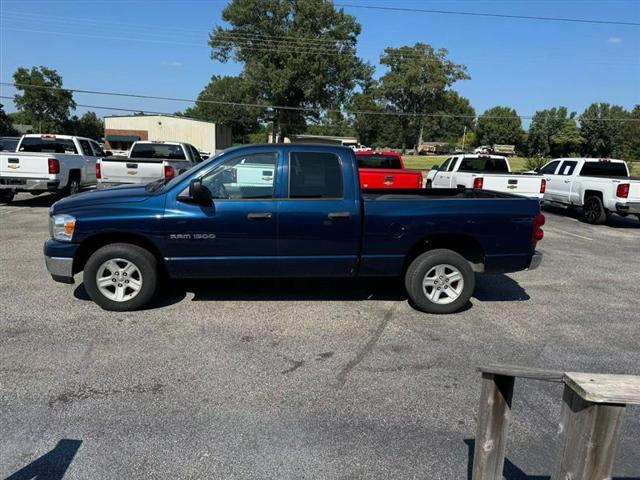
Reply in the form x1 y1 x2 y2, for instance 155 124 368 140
44 144 544 314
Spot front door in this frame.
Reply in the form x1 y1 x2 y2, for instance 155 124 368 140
163 151 280 278
540 160 562 202
277 150 360 277
432 157 453 188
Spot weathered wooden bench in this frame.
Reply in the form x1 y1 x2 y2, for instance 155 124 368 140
472 364 640 480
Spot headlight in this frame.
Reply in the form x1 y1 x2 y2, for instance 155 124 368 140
50 214 76 241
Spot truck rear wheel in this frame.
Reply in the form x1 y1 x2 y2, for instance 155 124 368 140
582 196 607 224
404 249 475 314
83 243 157 311
62 173 81 197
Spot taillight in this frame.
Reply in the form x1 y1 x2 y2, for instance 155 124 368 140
540 179 546 194
95 162 102 179
533 212 545 245
164 165 175 180
617 183 630 198
48 158 59 174
473 177 484 189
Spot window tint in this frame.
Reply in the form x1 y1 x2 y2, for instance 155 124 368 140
0 137 19 152
130 143 186 160
458 156 509 173
189 145 201 162
580 161 628 177
199 152 277 199
540 161 560 175
19 137 78 154
439 158 451 171
357 154 402 169
447 157 458 171
289 152 343 199
558 160 578 176
91 141 106 157
78 139 94 156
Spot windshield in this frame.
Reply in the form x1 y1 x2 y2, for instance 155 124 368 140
130 143 186 160
357 154 402 169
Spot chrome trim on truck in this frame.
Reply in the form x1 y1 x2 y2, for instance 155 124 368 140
528 251 543 270
45 256 75 284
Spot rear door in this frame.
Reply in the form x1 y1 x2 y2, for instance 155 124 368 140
277 150 360 276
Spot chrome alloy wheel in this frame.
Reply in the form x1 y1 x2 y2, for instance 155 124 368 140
422 264 464 305
95 258 143 302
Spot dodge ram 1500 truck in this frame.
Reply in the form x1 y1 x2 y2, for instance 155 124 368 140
536 157 640 224
356 150 423 189
44 144 544 314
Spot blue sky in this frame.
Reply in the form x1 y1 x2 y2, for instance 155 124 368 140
0 0 638 128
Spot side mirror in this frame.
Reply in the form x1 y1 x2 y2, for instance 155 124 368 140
188 178 212 206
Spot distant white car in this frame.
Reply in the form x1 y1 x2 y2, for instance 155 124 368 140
0 134 104 203
537 157 640 224
474 146 493 154
425 154 546 199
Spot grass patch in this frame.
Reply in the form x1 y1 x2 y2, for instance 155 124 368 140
403 155 531 172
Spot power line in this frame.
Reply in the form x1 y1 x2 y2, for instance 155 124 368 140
334 3 640 27
2 82 639 122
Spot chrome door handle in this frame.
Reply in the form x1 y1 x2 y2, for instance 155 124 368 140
247 212 272 220
328 211 351 219
564 180 571 183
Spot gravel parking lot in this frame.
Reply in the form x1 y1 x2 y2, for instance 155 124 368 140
1 193 639 479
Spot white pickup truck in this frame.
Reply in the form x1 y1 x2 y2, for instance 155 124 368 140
537 157 640 224
425 154 546 199
97 141 202 188
0 134 104 203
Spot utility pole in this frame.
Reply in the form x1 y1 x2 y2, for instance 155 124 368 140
462 126 467 151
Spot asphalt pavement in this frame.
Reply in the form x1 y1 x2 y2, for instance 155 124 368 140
1 193 639 479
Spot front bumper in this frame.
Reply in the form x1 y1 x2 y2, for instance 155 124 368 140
616 202 640 215
43 240 79 284
528 250 543 270
0 177 60 192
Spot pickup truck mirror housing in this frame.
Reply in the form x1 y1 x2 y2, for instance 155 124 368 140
188 178 212 206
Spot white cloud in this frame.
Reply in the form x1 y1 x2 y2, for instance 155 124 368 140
161 61 183 67
607 37 622 44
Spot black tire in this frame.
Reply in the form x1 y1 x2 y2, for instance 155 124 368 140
581 196 607 225
426 180 432 188
83 243 157 311
0 190 15 203
404 249 475 314
63 173 81 197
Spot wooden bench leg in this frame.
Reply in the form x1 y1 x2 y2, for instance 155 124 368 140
552 384 626 480
472 373 515 480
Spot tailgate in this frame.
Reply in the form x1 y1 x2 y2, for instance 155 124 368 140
627 181 640 202
0 153 51 177
100 158 164 184
360 168 422 189
481 175 543 198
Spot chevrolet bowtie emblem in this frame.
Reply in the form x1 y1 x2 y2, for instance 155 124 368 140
7 164 18 169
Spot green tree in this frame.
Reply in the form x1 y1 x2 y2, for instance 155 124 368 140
185 75 261 143
579 103 630 159
476 106 524 149
0 104 19 136
12 66 76 132
306 109 355 137
528 107 582 157
378 43 469 150
627 105 640 161
64 111 104 140
209 0 371 137
420 90 475 145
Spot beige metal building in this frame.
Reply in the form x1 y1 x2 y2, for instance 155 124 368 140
104 115 232 154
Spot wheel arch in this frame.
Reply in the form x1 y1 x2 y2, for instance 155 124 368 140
73 232 166 275
403 234 485 273
582 189 604 203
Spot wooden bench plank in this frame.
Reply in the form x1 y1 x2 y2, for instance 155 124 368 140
565 372 640 405
477 364 564 382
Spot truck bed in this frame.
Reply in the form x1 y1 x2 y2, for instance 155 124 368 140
362 187 520 200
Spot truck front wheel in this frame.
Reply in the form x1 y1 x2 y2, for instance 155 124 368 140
404 249 475 314
83 243 157 311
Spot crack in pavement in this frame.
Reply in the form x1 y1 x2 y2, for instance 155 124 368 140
335 301 400 387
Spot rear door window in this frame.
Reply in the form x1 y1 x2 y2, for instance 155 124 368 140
78 139 94 156
289 152 343 199
580 161 628 177
19 137 78 154
558 160 578 176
